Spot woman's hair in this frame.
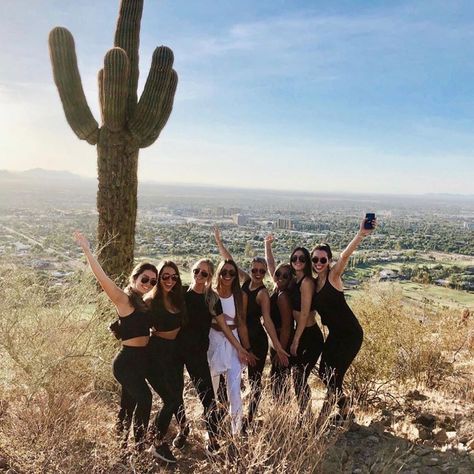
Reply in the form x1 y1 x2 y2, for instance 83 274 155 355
271 262 292 295
311 243 333 260
124 262 157 311
215 259 244 326
191 258 220 316
148 260 186 318
251 256 267 267
289 246 313 278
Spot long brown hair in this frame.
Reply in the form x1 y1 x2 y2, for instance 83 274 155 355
214 259 243 326
148 260 186 317
124 262 157 311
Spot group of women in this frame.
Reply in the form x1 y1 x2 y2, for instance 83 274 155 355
73 216 375 465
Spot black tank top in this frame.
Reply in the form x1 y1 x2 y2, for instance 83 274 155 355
119 309 151 341
242 280 265 333
290 276 316 312
150 302 183 332
313 275 362 334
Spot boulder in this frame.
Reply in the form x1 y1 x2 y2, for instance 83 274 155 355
415 413 437 428
433 428 449 444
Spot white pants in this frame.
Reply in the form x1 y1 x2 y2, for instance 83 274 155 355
208 327 243 435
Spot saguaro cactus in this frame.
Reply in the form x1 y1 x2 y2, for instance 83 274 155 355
49 0 178 279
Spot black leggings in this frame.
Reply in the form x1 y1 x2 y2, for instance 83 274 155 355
318 328 363 407
292 324 324 413
113 346 152 445
247 326 269 424
174 346 218 438
146 336 183 439
270 348 292 401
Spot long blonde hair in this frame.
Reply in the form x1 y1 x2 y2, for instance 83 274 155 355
191 258 220 316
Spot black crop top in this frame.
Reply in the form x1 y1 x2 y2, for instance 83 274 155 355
290 276 316 312
150 302 183 332
118 309 151 341
242 280 265 332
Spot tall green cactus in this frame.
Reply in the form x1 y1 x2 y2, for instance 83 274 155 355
48 0 178 279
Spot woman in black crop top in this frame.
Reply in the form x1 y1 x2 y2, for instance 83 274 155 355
144 260 186 464
214 227 289 428
311 217 376 420
73 231 156 451
266 238 324 415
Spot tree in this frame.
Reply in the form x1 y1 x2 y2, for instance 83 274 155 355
49 0 178 280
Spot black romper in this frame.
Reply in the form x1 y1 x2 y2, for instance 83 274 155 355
314 273 363 395
241 280 269 423
174 289 223 437
269 289 294 400
289 277 324 413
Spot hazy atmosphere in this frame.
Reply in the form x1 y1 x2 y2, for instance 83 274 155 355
1 0 474 194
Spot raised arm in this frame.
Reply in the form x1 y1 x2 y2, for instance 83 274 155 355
264 234 276 278
290 277 315 356
213 225 250 282
331 218 376 279
259 289 289 366
73 231 130 313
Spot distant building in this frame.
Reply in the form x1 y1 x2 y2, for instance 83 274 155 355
232 214 248 226
275 218 293 230
463 222 474 230
215 207 225 218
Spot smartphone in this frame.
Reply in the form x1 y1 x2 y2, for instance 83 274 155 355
364 213 376 230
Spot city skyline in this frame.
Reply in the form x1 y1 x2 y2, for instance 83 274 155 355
1 0 474 194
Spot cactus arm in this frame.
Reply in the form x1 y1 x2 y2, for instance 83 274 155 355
129 46 175 143
48 27 99 145
98 69 105 124
103 48 130 132
139 69 178 148
114 0 144 116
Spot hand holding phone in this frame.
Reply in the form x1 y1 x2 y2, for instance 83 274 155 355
364 213 376 230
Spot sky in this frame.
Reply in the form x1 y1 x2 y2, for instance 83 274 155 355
1 0 474 194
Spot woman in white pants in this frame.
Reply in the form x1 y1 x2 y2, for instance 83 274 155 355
208 259 256 435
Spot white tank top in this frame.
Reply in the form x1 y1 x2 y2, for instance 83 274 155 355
220 294 236 324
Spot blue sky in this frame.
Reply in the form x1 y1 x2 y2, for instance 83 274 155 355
1 0 474 194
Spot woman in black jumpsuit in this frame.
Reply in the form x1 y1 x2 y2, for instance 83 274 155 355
312 217 376 417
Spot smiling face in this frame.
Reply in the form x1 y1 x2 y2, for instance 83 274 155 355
250 261 267 283
133 269 157 295
159 265 180 294
290 250 307 273
274 264 291 290
311 249 330 274
192 261 212 286
219 263 237 289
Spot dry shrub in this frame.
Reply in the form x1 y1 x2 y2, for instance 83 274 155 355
0 267 121 473
345 282 460 402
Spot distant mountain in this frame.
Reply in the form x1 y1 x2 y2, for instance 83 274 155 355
0 168 91 181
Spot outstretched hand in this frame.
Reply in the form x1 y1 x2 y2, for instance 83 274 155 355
73 230 90 251
264 234 274 245
358 218 377 237
213 225 222 243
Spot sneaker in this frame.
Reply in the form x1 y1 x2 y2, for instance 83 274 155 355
148 442 177 464
172 424 190 449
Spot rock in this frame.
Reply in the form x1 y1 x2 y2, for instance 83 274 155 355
0 457 8 469
348 422 361 432
459 434 470 444
433 428 449 444
367 435 380 443
369 420 385 435
467 439 474 451
446 431 457 441
422 457 440 466
415 413 437 428
416 426 433 441
416 446 432 456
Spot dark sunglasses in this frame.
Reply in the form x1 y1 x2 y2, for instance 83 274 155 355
220 269 237 278
161 273 180 282
251 268 266 275
193 268 209 278
311 256 328 264
291 255 306 264
275 270 290 279
140 276 157 286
